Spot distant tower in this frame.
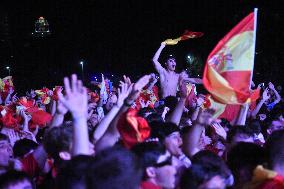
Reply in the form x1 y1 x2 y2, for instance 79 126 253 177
32 16 51 37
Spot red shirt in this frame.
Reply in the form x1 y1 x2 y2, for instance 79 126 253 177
140 181 161 189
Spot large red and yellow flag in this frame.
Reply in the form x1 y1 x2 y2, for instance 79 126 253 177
203 12 259 104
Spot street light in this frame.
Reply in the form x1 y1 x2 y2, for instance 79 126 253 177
80 61 84 80
6 66 11 76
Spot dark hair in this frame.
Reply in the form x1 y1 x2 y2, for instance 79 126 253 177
13 139 38 158
247 119 262 134
86 146 142 189
0 171 34 189
227 142 266 185
164 95 178 108
57 155 95 189
150 122 180 142
192 150 231 179
265 129 284 169
226 125 254 144
132 141 167 170
180 163 226 189
43 126 73 162
0 133 9 142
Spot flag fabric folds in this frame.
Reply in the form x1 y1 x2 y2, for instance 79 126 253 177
163 30 204 45
203 12 259 105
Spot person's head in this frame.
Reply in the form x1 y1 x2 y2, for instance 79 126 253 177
267 120 284 135
43 126 94 163
0 133 12 168
265 129 284 175
13 139 38 159
88 113 99 127
105 94 117 111
57 155 94 189
192 150 232 183
150 122 182 157
132 141 176 188
226 126 254 147
87 146 142 189
165 56 176 71
0 171 34 189
180 164 227 189
227 142 266 186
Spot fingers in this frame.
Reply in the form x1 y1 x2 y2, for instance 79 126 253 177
64 77 71 96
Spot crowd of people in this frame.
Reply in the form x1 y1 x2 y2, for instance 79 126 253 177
0 42 284 189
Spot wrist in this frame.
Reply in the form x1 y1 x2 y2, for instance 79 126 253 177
123 99 134 107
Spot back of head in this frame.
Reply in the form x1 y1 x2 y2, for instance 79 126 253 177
227 126 254 145
150 122 180 142
87 146 142 189
192 150 231 179
0 171 34 189
180 163 226 189
132 141 166 171
227 142 266 184
43 126 73 162
13 139 38 158
265 129 284 170
57 155 94 189
0 133 9 142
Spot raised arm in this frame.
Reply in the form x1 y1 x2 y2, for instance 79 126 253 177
58 74 90 156
92 82 131 142
250 88 269 119
269 82 281 104
95 75 151 152
166 77 187 125
183 109 214 157
152 43 166 73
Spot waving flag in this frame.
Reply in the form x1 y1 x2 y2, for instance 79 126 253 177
163 30 204 45
203 11 259 104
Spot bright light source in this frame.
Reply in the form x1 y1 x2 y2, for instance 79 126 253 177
6 67 10 70
111 75 114 77
80 61 83 65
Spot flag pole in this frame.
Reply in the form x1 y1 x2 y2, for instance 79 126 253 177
250 8 258 89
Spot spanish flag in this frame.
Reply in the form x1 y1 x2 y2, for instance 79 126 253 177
203 11 259 105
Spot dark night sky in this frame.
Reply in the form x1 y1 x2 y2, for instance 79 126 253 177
0 0 283 93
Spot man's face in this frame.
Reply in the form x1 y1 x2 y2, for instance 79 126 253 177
154 152 177 189
0 139 12 167
164 132 183 157
166 58 176 71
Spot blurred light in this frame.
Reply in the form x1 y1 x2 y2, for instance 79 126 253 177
6 66 10 70
80 61 83 65
111 75 114 77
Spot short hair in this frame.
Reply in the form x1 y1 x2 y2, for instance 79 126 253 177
226 126 254 144
13 139 38 158
227 142 266 184
132 141 166 169
0 171 34 189
180 163 226 189
57 155 94 189
0 133 9 142
86 146 142 189
150 122 180 142
192 150 231 179
265 129 284 169
43 126 73 161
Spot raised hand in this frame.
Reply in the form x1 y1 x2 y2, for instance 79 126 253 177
196 109 215 126
262 88 270 101
268 82 275 90
123 75 132 88
126 75 151 104
117 81 132 107
211 121 227 140
58 74 88 119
